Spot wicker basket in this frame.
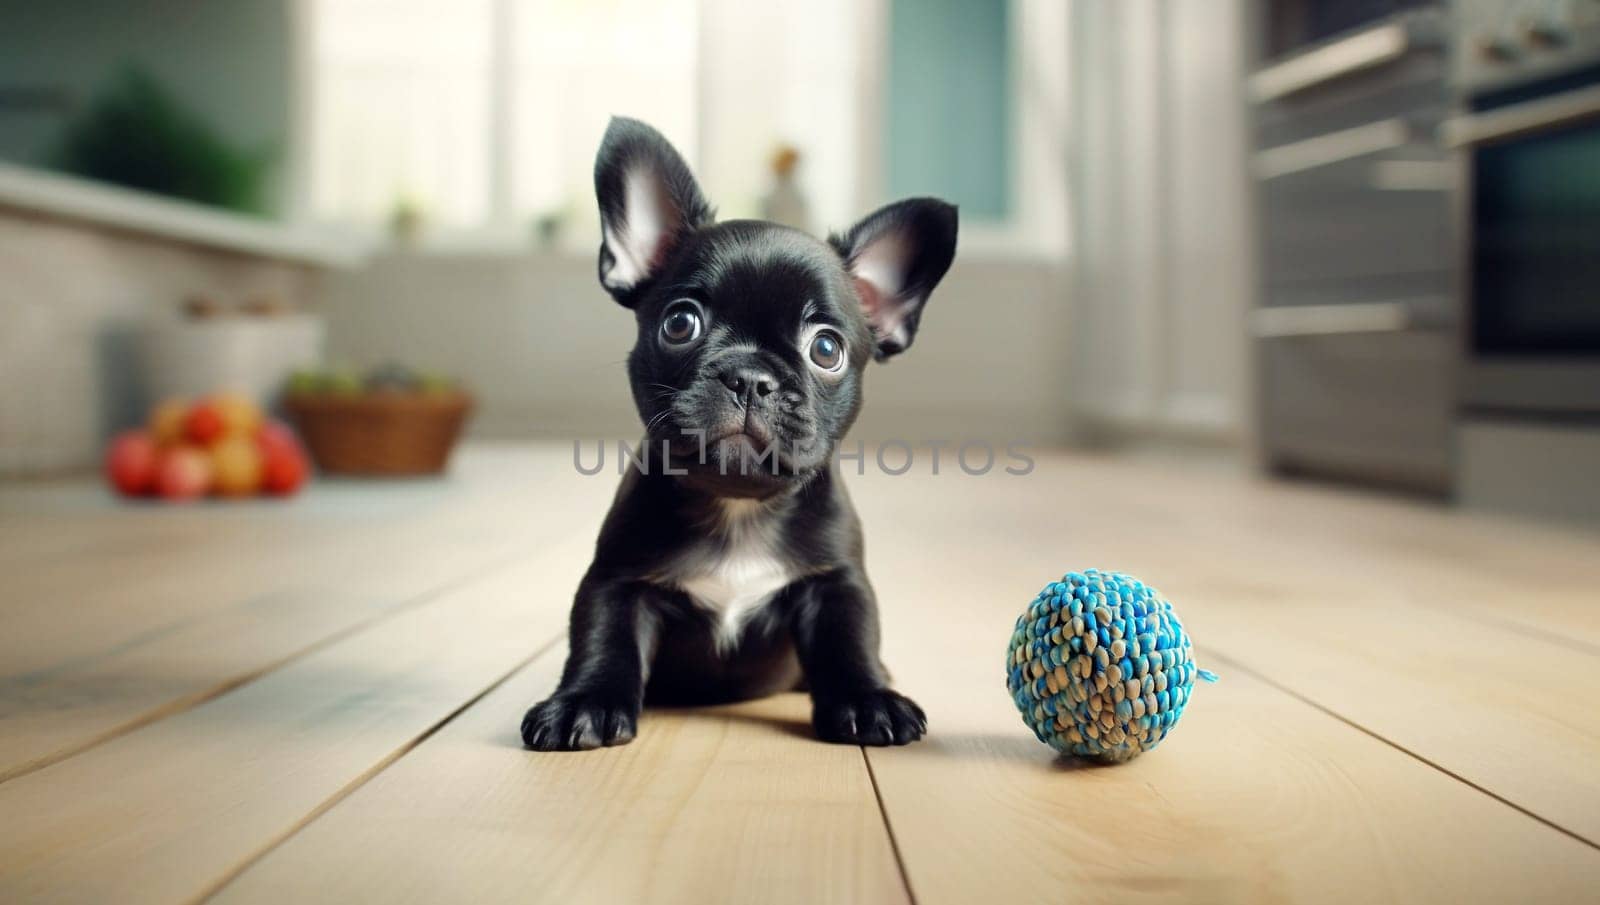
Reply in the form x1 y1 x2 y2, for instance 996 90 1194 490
284 391 473 476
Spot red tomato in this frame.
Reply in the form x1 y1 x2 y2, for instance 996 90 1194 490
105 431 160 496
255 419 301 456
183 403 226 446
155 445 214 501
260 442 309 496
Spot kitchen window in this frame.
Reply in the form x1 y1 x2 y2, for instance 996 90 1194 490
304 0 696 234
301 0 1062 252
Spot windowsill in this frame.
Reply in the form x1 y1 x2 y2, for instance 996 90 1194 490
0 162 369 268
345 222 1067 265
954 222 1068 262
377 228 585 259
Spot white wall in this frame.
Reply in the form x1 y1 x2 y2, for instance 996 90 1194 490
318 250 1069 444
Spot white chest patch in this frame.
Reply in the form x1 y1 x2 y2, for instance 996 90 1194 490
673 500 797 651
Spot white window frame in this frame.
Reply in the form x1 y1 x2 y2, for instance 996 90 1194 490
285 0 1068 258
853 0 1068 258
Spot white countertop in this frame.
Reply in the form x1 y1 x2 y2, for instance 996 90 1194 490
0 161 367 268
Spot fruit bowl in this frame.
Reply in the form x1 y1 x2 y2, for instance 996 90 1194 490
105 394 310 502
284 389 472 476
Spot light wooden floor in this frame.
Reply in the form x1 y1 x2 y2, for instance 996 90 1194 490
3 444 1599 904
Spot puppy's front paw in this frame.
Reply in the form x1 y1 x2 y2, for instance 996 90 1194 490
813 689 927 746
521 691 639 751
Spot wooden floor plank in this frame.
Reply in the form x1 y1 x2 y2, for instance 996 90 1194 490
0 448 575 677
209 665 907 905
841 458 1600 902
1090 456 1600 651
0 542 510 782
1013 469 1600 845
0 530 590 905
7 444 1600 904
849 458 1600 838
870 668 1600 905
857 536 1600 904
0 448 604 781
1175 579 1600 845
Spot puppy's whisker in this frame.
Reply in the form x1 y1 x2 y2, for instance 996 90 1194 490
645 408 675 434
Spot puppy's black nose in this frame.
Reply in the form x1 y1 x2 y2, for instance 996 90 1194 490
718 367 777 405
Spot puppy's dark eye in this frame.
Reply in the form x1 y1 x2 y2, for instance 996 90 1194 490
808 330 845 371
660 301 703 346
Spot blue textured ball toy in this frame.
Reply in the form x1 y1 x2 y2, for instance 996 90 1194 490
1006 569 1214 762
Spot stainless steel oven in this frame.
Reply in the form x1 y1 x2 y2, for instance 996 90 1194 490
1448 0 1600 522
1250 0 1600 504
1250 3 1458 492
1446 0 1600 414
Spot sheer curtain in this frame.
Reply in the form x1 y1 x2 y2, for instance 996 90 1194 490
306 0 698 234
307 0 496 227
508 0 699 229
1067 0 1250 436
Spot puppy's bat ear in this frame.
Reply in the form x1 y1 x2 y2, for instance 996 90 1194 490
593 117 714 307
830 198 958 360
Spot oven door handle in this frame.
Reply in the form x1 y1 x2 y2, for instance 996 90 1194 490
1441 85 1600 147
1251 302 1414 338
1256 118 1412 180
1250 21 1413 102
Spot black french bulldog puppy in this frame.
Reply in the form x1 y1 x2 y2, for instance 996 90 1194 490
520 117 957 751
